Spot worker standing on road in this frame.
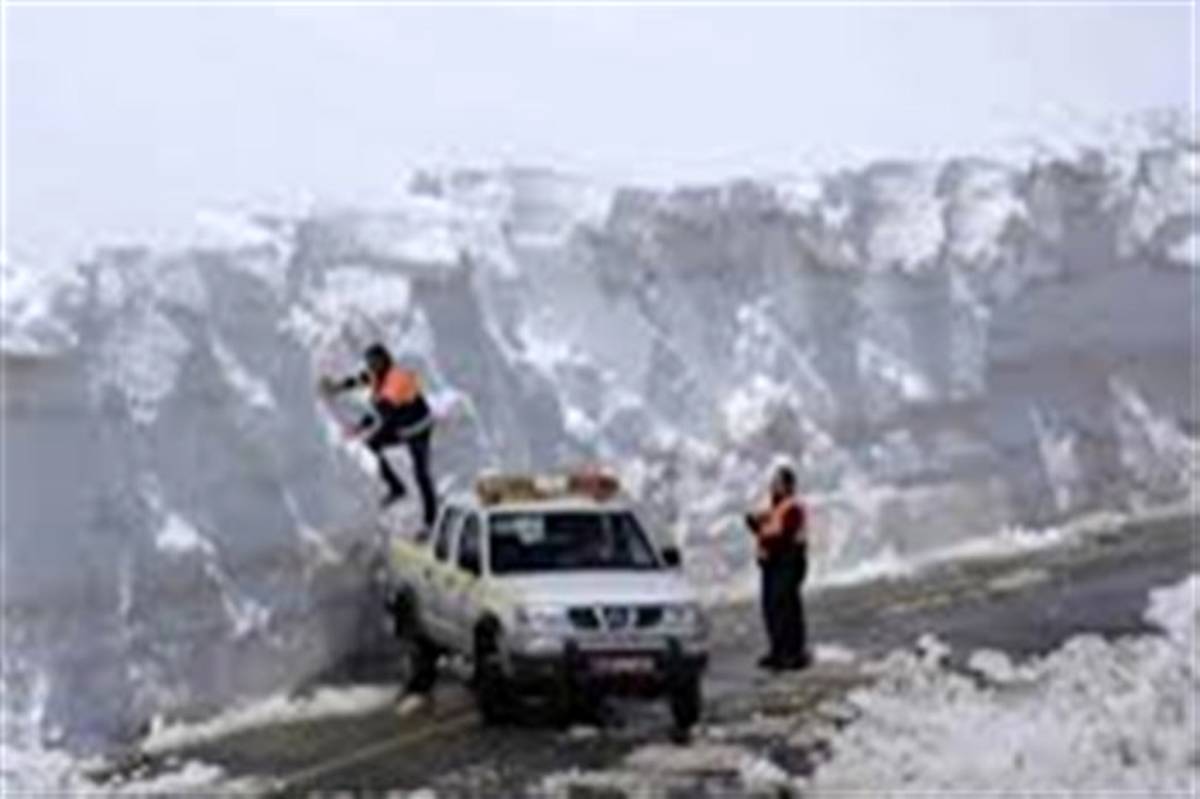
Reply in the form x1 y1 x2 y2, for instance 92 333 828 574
745 465 811 671
319 343 438 526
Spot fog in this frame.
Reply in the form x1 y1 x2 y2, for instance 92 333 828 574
6 4 1192 268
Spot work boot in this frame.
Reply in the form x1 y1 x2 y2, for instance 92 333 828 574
380 484 407 509
756 653 781 671
776 652 813 672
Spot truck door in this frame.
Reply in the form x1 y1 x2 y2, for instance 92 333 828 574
422 505 462 644
445 512 484 653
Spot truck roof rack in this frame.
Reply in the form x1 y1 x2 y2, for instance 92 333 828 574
475 470 621 506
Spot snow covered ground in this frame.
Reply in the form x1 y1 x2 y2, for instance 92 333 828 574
2 110 1196 760
0 684 400 795
534 572 1199 798
0 749 231 799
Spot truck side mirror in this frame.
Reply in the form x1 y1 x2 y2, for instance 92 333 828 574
661 546 682 568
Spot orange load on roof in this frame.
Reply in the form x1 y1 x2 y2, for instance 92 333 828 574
567 470 620 501
475 469 621 506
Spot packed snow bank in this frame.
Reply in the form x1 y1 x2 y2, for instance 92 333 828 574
707 500 1192 607
0 259 83 357
806 573 1199 795
2 112 1196 752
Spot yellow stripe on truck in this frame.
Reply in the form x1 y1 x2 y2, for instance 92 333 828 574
390 541 431 568
389 540 519 613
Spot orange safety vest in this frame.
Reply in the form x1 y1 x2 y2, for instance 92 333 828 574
372 367 421 406
755 495 803 559
759 496 801 541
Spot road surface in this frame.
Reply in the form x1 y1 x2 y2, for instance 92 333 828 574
135 512 1196 796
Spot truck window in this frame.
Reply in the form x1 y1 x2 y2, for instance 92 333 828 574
457 514 482 576
434 507 461 562
489 511 659 575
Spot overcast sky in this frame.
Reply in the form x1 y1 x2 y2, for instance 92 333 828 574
4 3 1194 269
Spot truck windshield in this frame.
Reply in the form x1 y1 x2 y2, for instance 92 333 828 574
489 511 661 574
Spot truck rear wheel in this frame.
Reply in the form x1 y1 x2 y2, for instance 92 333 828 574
399 635 438 695
474 627 511 725
389 591 438 694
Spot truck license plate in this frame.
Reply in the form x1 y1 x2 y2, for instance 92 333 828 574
591 656 654 675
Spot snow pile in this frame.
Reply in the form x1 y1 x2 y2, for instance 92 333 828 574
0 744 230 799
1146 572 1199 647
537 743 795 799
141 683 397 753
805 574 1199 795
0 653 235 796
531 576 1197 798
2 111 1196 752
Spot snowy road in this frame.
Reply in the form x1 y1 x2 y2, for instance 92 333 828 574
143 512 1195 796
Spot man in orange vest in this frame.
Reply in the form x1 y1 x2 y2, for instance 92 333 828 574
320 343 438 525
745 465 810 671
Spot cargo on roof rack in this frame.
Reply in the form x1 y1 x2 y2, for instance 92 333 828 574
474 470 621 506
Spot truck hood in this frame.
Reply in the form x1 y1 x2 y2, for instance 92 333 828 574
493 570 697 607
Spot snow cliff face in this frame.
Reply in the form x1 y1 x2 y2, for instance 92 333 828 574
2 120 1197 750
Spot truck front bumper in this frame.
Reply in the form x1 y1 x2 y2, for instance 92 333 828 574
507 638 707 697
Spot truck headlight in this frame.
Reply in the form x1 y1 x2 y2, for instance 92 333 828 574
661 602 706 633
514 604 572 633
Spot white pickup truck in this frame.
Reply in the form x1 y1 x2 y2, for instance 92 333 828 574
382 473 709 735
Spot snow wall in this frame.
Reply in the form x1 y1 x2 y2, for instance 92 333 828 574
2 115 1196 751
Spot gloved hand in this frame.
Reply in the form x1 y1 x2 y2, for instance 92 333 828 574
317 375 339 396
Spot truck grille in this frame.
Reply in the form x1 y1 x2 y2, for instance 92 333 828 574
567 605 664 631
635 606 663 628
567 607 601 630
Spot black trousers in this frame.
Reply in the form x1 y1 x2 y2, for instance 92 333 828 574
366 425 438 526
760 545 808 662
